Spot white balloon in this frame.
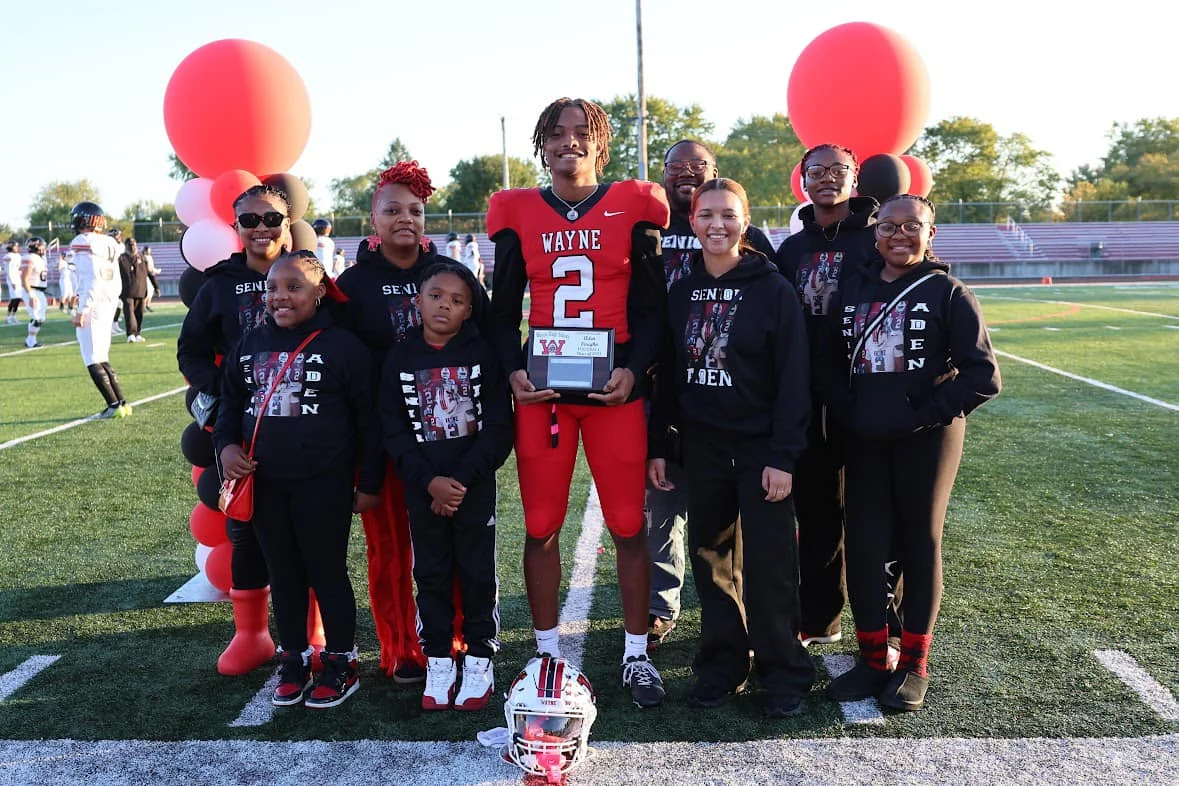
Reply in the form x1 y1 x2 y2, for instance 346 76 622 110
789 202 812 236
195 543 214 573
175 178 217 227
181 219 243 272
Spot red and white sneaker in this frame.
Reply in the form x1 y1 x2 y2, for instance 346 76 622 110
454 655 494 711
421 656 456 711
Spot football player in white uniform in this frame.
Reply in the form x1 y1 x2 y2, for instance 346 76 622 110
70 202 131 418
22 237 49 348
4 241 23 325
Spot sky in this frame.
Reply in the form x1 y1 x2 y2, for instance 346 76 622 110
1 0 1173 229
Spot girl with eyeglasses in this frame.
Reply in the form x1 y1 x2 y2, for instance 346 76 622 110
816 194 1001 711
179 184 329 678
774 144 885 653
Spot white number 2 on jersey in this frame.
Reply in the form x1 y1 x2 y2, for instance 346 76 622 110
552 255 594 327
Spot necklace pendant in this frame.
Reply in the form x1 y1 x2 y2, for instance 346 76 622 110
566 208 579 220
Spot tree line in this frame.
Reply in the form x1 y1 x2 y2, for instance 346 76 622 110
9 97 1179 239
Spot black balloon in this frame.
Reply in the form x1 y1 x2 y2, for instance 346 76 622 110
180 420 215 468
179 265 206 308
288 219 317 252
195 463 223 510
857 153 912 203
261 173 310 222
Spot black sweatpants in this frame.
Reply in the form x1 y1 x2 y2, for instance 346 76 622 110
250 467 356 653
683 435 814 698
122 297 145 335
793 407 847 637
406 479 499 659
843 418 965 636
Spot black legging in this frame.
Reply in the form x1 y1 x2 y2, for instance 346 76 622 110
843 418 965 635
250 467 356 653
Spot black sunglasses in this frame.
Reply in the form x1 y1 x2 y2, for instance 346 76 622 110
236 211 286 228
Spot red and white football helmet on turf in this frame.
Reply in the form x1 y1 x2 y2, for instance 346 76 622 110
503 656 597 783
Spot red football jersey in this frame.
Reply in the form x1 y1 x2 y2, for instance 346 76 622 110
487 180 669 342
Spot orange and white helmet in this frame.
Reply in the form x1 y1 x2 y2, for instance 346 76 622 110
503 656 597 781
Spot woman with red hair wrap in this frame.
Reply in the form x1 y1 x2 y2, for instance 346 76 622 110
337 161 492 681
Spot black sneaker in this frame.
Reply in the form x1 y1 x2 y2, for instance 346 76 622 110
392 660 426 684
827 660 892 702
272 649 312 706
764 692 805 718
305 650 360 709
621 654 665 708
647 615 677 651
687 679 736 709
879 668 928 712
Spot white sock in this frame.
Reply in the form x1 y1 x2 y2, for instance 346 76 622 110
534 627 561 658
623 632 648 661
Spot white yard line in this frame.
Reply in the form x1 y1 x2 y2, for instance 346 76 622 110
228 673 281 728
820 653 885 726
0 386 188 451
558 481 605 670
1093 650 1179 722
0 656 61 701
993 349 1179 412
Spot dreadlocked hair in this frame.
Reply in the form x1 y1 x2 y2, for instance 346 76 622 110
277 249 348 303
531 97 612 175
233 184 291 214
375 160 435 202
879 194 941 262
800 144 858 174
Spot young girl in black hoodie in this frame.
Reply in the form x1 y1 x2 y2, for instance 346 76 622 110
819 194 1001 711
215 251 383 709
648 178 813 717
379 261 513 713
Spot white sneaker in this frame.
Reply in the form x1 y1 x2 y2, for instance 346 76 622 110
127 335 137 343
111 323 123 335
421 656 456 711
5 316 16 325
454 655 494 711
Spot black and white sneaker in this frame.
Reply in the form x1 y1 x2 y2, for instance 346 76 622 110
622 654 665 708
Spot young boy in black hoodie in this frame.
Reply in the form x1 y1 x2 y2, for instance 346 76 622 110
648 179 813 717
379 260 513 713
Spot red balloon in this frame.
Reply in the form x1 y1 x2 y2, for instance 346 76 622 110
164 39 311 179
189 502 229 548
901 154 934 197
790 161 806 204
787 23 930 157
205 542 234 593
210 170 261 225
191 464 202 488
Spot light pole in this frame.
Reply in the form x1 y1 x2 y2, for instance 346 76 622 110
636 0 648 181
501 116 510 190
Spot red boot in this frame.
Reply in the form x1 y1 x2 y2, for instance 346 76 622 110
217 587 276 676
308 590 326 672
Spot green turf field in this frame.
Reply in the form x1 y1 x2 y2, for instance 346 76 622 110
0 285 1175 766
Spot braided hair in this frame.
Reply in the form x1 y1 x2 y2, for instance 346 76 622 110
879 194 941 262
374 160 435 202
531 97 612 175
800 144 859 174
232 184 291 215
276 249 348 303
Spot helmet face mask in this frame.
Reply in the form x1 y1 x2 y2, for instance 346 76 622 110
70 201 107 233
27 236 47 255
503 657 597 780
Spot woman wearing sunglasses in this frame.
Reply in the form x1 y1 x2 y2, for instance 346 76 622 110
817 194 1001 711
179 184 327 677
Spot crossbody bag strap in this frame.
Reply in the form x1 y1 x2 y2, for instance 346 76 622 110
244 329 322 458
848 273 937 381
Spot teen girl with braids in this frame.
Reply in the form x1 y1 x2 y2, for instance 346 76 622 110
774 144 880 648
818 194 1000 711
216 250 382 708
179 184 330 676
336 161 490 683
487 97 670 708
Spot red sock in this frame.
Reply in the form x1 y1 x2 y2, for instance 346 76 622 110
855 628 890 671
898 631 933 677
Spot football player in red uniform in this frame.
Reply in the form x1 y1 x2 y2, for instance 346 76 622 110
487 97 670 707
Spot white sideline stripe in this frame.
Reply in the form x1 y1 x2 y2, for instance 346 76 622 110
0 656 61 701
0 320 183 358
993 349 1179 412
2 736 1177 784
0 386 189 451
558 481 604 670
981 294 1179 320
1093 649 1179 722
228 673 280 727
821 654 885 726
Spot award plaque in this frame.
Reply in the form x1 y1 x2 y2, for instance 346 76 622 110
526 327 615 393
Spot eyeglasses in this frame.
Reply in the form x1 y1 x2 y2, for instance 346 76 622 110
875 220 930 237
236 211 286 228
804 163 852 180
664 158 712 176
